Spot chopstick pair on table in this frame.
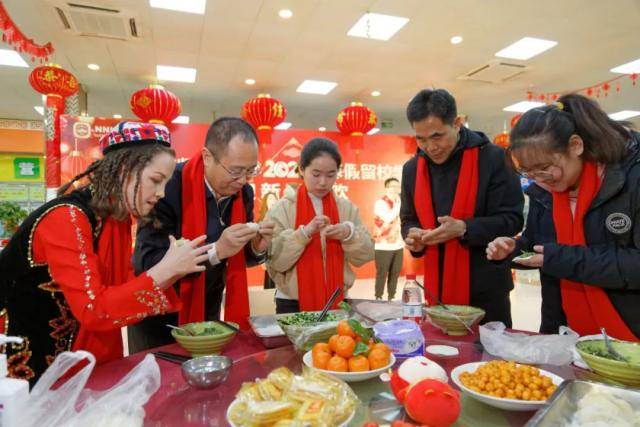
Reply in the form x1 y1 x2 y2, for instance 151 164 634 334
152 351 191 364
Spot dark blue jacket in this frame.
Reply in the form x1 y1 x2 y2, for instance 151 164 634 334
515 133 640 336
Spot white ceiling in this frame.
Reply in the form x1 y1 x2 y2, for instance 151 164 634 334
1 0 639 137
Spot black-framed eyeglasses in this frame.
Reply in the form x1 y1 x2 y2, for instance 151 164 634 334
217 160 261 179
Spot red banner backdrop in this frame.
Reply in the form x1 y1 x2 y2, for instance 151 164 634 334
60 115 421 285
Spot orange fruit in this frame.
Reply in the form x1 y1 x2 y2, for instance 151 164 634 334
312 342 331 357
370 343 391 357
368 348 390 369
348 355 370 372
337 320 356 338
328 334 340 353
313 351 332 369
326 355 348 372
334 336 356 359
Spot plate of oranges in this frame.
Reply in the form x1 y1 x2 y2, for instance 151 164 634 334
302 320 396 382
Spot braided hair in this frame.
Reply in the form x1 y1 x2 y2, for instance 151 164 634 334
58 143 175 221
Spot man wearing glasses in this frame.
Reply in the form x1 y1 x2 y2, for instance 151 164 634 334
130 117 275 352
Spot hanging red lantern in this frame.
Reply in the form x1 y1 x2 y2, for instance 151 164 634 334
29 64 79 99
336 102 377 150
631 74 638 86
241 93 286 130
510 114 522 129
130 85 181 125
336 102 377 136
29 64 79 196
241 94 286 145
493 132 509 149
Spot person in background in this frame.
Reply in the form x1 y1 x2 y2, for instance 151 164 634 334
401 89 524 326
266 138 375 313
487 94 639 340
258 192 279 290
0 122 210 381
131 117 275 352
373 178 404 300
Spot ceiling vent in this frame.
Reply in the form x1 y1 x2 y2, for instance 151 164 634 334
458 60 528 84
52 2 139 40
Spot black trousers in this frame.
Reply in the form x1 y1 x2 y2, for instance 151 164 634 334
471 291 513 328
275 298 300 314
127 283 224 354
374 249 403 299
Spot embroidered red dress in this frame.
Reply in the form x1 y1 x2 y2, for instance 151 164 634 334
0 188 179 382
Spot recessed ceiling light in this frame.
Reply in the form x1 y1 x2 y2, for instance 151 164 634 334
156 65 197 83
274 122 292 130
450 36 463 45
172 115 190 124
0 49 28 67
149 0 206 14
113 114 122 119
367 127 380 135
87 63 100 71
371 90 381 97
503 101 545 113
318 127 326 131
34 106 44 115
495 37 557 60
278 9 293 19
611 58 640 74
245 78 256 85
609 110 640 121
347 13 409 41
296 80 337 95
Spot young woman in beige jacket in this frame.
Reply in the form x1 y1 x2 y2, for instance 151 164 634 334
266 138 375 314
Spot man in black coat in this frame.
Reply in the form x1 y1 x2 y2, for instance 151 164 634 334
401 89 524 326
130 117 275 352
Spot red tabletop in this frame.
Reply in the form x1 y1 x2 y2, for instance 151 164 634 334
85 322 590 427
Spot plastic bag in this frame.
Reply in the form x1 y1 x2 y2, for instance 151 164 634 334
479 321 579 366
276 310 347 352
21 351 161 427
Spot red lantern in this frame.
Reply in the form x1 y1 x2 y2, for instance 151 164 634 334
336 102 377 136
29 64 79 99
510 114 522 129
130 85 181 125
242 94 286 130
29 64 79 195
493 132 509 149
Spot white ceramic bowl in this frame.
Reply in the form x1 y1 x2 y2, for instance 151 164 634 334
450 361 565 411
302 351 396 383
226 399 355 427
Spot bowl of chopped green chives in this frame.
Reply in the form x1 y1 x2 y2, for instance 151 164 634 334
575 339 640 387
275 310 347 352
171 321 238 357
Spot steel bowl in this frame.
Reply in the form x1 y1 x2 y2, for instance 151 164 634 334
181 355 232 389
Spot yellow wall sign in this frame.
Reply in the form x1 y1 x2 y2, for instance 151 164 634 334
0 154 44 183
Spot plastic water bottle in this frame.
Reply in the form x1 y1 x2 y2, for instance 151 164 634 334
402 274 423 324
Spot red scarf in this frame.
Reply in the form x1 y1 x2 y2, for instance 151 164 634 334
414 148 479 305
180 154 250 329
294 185 345 311
552 161 638 340
73 217 132 362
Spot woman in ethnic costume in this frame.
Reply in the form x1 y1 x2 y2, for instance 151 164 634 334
0 121 211 382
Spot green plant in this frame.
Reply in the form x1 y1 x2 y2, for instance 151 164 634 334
0 202 28 237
